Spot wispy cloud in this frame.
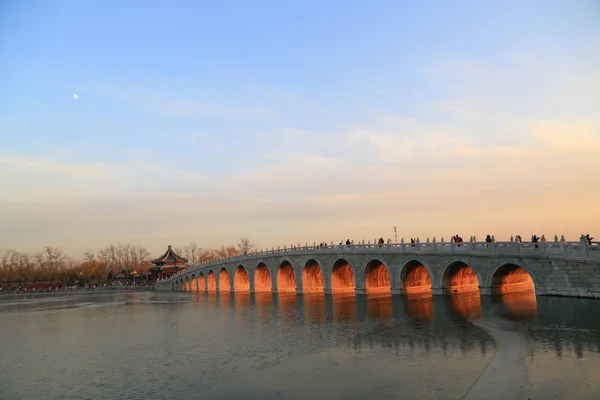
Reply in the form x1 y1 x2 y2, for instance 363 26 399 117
0 156 112 178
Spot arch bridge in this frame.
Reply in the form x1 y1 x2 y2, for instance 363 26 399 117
155 241 600 299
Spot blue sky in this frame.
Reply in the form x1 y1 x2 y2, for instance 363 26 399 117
1 1 599 257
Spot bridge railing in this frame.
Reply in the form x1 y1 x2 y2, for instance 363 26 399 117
161 240 599 282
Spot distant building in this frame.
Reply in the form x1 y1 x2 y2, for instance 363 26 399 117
149 245 187 280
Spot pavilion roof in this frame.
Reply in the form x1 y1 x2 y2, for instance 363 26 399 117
152 245 187 265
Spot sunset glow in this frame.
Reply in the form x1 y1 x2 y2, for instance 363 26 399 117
1 3 598 257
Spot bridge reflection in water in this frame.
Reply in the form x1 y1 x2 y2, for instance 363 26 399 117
190 288 600 363
193 285 539 326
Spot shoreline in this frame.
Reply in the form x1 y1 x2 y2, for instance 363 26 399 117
0 286 154 301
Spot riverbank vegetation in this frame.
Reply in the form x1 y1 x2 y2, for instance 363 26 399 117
0 238 255 287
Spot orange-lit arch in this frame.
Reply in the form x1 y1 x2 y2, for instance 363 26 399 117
491 263 535 295
219 268 230 292
302 259 324 293
207 270 216 292
277 260 296 293
234 265 250 292
363 259 391 294
442 261 480 294
400 260 432 296
190 274 197 292
254 263 272 292
331 259 355 293
198 273 205 292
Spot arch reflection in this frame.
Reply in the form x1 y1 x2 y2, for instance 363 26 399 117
445 292 482 320
332 294 357 322
405 294 434 322
303 293 325 324
495 291 538 320
365 294 393 320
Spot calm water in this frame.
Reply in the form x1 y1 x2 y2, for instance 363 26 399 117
0 291 599 399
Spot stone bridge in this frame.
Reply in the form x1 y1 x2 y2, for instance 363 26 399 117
155 241 600 299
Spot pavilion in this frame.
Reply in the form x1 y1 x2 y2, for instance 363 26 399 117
149 245 187 281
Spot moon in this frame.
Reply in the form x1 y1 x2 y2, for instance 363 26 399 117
73 93 79 100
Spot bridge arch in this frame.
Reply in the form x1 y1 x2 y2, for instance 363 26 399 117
198 272 205 292
234 265 250 292
277 259 296 293
207 269 217 292
439 258 483 294
254 262 272 292
219 268 231 292
361 258 392 294
487 260 538 295
398 258 433 296
191 274 197 292
331 258 355 293
302 257 324 293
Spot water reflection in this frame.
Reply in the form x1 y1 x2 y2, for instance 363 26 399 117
233 292 251 308
364 294 393 321
445 292 482 320
331 294 357 322
276 293 298 323
217 292 232 309
302 293 326 324
492 290 537 321
404 294 433 322
2 290 597 364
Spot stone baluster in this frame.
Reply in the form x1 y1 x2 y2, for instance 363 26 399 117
510 235 514 242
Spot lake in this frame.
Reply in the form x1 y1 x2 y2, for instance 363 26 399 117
1 291 599 399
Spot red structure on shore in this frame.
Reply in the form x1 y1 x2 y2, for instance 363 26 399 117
149 245 187 281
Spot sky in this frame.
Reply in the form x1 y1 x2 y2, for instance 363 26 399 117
1 0 599 258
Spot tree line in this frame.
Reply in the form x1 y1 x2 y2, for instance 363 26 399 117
0 238 255 286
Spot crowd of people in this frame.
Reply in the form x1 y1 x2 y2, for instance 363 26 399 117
313 234 596 249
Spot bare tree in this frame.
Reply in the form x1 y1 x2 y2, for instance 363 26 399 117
217 245 239 258
183 242 201 266
237 237 255 256
84 251 95 263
